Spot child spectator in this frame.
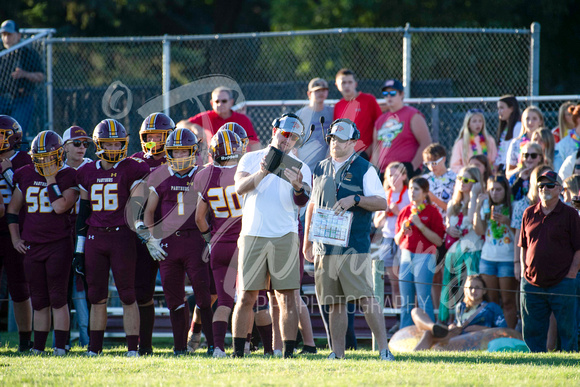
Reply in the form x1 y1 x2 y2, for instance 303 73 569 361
450 109 497 173
509 142 545 202
552 102 575 143
468 154 492 184
422 143 456 217
506 106 544 178
555 104 580 170
473 175 517 328
531 128 558 170
495 95 522 173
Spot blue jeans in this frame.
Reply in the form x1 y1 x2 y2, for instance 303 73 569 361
521 277 578 352
399 249 436 328
0 95 35 138
72 275 89 347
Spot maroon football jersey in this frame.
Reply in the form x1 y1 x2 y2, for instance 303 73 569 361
194 164 242 243
131 151 167 172
0 151 34 234
14 165 77 243
77 157 150 227
147 164 200 236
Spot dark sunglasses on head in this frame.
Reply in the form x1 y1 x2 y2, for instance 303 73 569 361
382 90 398 97
279 131 300 141
537 182 557 190
522 152 539 160
214 99 229 104
72 140 90 148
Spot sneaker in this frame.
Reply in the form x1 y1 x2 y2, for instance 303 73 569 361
273 349 283 357
53 348 67 357
187 331 202 352
85 351 99 357
327 352 345 360
213 347 227 358
18 340 33 353
29 348 46 356
379 349 395 361
388 322 400 335
298 345 317 354
174 349 188 356
206 346 214 356
138 347 153 356
432 323 448 338
244 341 251 355
125 351 140 357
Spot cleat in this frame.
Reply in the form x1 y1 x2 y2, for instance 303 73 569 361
187 331 201 352
379 349 395 361
30 348 46 356
213 347 227 358
125 350 140 357
53 348 67 357
18 340 33 353
273 349 283 358
85 351 99 357
327 352 345 360
138 347 153 356
206 346 214 356
174 349 188 356
298 345 317 354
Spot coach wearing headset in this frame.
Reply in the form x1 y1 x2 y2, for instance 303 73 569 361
303 119 395 361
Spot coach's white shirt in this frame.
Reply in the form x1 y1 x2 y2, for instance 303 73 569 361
238 147 312 238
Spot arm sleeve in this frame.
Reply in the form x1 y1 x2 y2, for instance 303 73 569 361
518 209 529 248
75 199 91 238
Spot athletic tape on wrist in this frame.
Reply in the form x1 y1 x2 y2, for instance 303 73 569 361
75 236 86 254
47 183 63 203
2 168 14 189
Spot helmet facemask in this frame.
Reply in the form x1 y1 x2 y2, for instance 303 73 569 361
32 148 65 177
166 144 198 172
141 130 170 155
95 138 128 163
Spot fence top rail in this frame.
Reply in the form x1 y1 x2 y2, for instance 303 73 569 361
46 25 532 44
0 30 53 58
233 95 580 110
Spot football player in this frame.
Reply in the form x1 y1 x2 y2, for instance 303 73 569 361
194 128 243 357
7 131 79 355
143 128 214 355
75 119 149 356
131 112 175 355
0 115 33 352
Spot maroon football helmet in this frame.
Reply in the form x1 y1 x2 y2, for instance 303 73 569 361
165 128 199 171
139 112 175 155
219 122 248 154
30 131 65 177
93 119 128 163
0 115 23 154
210 129 242 163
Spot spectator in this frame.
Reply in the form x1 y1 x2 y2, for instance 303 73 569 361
411 275 506 351
439 166 484 323
555 104 580 171
552 102 575 143
519 170 580 352
371 79 432 178
373 161 410 333
333 69 382 160
494 95 522 173
0 20 44 139
473 175 517 328
450 109 497 173
395 176 445 328
468 154 492 184
295 78 333 173
422 143 456 216
531 128 558 170
506 106 544 179
509 142 545 202
562 174 580 212
184 86 260 151
303 119 394 361
558 148 580 182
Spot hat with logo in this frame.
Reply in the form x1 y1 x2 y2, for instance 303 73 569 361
327 119 358 141
62 126 91 143
0 20 19 34
537 170 563 185
382 79 404 92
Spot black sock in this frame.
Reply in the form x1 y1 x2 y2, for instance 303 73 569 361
283 340 296 358
233 337 246 357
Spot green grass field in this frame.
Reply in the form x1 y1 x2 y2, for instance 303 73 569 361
1 333 579 386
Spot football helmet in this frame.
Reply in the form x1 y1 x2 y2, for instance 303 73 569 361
139 112 175 155
93 119 128 163
219 122 248 154
0 115 23 154
165 128 199 171
210 129 242 163
30 131 64 177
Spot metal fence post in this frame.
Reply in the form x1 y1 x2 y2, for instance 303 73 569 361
530 22 540 97
372 259 385 351
431 103 440 142
162 35 171 115
403 23 412 98
46 32 54 132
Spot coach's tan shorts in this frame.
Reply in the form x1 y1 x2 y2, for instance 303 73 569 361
314 252 374 305
238 233 300 291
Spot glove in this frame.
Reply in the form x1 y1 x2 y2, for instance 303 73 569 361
135 221 151 243
146 237 167 261
72 253 85 276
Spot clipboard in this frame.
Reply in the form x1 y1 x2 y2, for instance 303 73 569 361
264 146 303 184
309 208 353 247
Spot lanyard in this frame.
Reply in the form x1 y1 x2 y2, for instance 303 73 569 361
335 153 358 194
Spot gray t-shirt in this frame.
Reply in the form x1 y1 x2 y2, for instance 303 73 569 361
295 105 333 172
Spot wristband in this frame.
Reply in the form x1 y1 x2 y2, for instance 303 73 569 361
2 167 14 189
75 236 86 254
294 187 305 194
47 183 63 203
6 213 19 224
201 229 212 244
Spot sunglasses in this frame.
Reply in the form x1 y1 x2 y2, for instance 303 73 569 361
214 99 229 104
71 140 90 148
424 156 444 167
522 152 539 160
538 182 557 190
382 90 398 97
279 131 300 141
458 176 476 184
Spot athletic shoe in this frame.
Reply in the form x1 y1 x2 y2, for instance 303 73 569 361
125 351 140 357
327 352 345 360
138 347 153 356
18 340 33 353
273 349 283 357
53 348 67 357
207 346 214 356
187 331 201 352
29 348 46 356
298 345 317 354
379 349 395 361
213 348 227 358
85 351 99 357
174 350 188 356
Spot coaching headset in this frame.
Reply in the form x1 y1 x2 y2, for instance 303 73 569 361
271 113 306 146
325 118 360 144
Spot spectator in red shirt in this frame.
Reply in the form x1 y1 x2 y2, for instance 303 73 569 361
519 170 580 352
333 69 382 160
